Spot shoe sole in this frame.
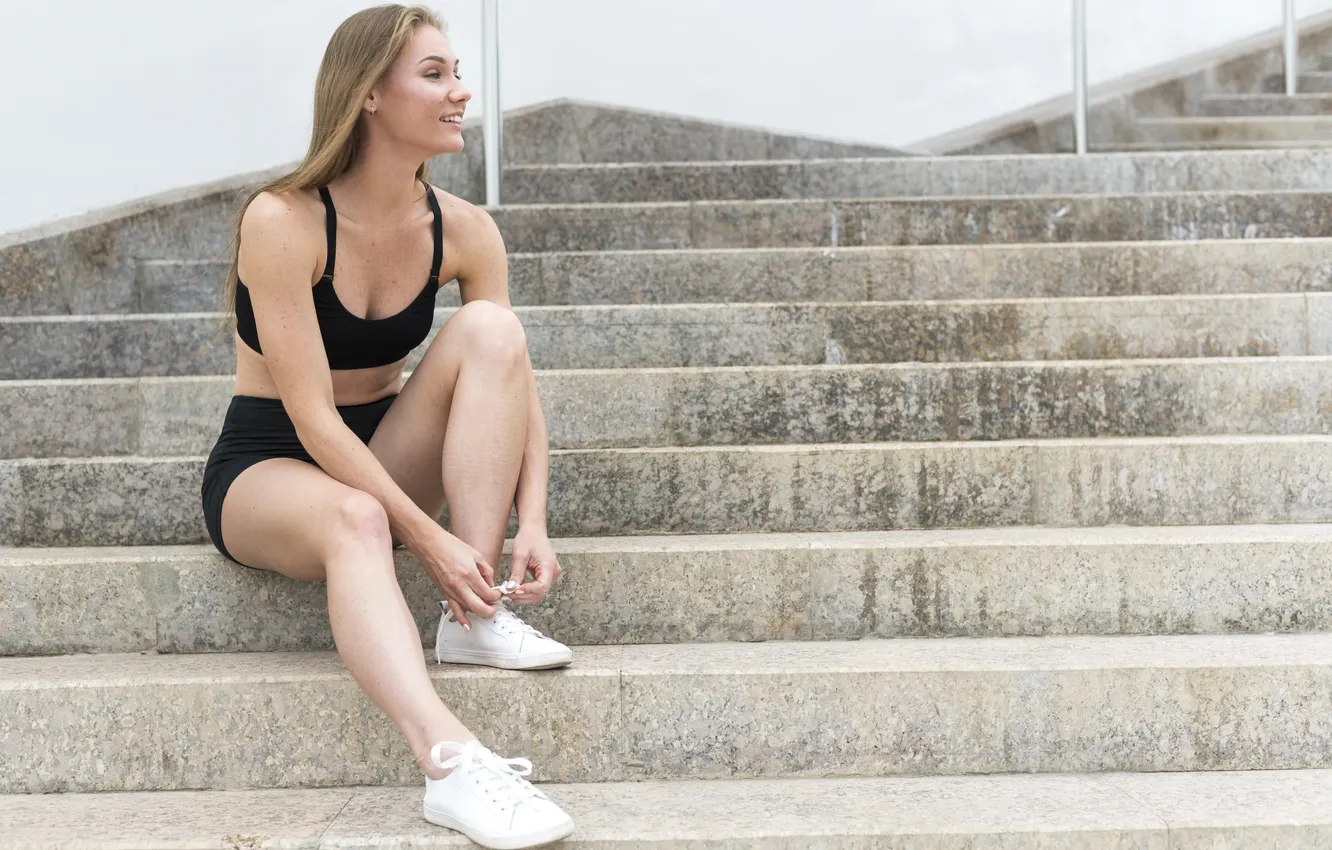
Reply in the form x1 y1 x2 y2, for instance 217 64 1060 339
435 648 574 670
423 804 575 849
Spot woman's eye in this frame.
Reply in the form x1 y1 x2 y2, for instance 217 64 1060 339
427 71 441 79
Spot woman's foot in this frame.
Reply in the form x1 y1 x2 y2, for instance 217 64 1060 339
435 590 573 670
422 740 575 849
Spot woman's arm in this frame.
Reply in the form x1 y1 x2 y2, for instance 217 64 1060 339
240 191 463 554
452 201 549 531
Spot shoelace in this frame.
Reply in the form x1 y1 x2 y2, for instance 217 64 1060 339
441 583 552 641
491 600 550 640
431 740 545 809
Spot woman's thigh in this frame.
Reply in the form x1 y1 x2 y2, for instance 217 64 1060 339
367 300 527 518
219 457 384 580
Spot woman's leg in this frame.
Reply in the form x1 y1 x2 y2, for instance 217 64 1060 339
219 457 471 778
368 299 531 570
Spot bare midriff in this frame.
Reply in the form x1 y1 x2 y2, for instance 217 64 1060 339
232 334 407 407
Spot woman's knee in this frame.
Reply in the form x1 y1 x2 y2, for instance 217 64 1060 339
322 489 393 555
451 300 527 365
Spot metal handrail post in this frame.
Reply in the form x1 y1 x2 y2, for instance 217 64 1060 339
482 0 503 205
1285 0 1299 96
1073 0 1088 154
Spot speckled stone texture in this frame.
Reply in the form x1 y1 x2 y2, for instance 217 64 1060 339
2 634 1332 791
6 526 1332 655
504 148 1332 205
1264 71 1332 93
1199 93 1332 116
15 153 1332 315
9 356 1332 460
10 436 1332 545
1136 116 1332 145
12 236 1332 317
4 294 1320 379
489 192 1332 253
502 99 907 165
8 770 1332 849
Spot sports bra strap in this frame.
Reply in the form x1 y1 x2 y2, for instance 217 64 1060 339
316 186 337 281
423 179 443 286
315 181 439 284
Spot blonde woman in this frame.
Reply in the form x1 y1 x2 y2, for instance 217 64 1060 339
199 4 575 847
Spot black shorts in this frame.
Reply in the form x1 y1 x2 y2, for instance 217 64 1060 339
200 393 397 567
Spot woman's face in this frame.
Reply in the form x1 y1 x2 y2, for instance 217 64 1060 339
366 26 471 157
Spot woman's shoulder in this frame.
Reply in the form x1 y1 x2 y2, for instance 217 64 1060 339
426 182 500 238
241 187 324 245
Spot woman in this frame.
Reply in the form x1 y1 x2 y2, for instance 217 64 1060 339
199 4 576 847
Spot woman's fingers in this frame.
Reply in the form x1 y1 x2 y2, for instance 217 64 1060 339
455 581 498 619
445 593 473 630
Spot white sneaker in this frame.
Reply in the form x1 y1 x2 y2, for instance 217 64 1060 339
435 587 574 670
423 740 575 849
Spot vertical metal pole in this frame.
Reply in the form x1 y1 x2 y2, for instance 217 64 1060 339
1285 0 1299 96
1073 0 1088 154
482 0 502 205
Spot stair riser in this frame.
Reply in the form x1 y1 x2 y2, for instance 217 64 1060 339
6 438 1332 546
4 651 1329 792
13 239 1332 317
9 192 1332 318
1198 95 1332 116
490 193 1332 253
7 533 1332 655
6 359 1332 461
1 295 1318 380
505 149 1332 204
1136 119 1332 144
1264 73 1332 93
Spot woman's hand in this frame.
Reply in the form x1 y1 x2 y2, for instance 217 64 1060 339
416 527 502 629
507 525 563 604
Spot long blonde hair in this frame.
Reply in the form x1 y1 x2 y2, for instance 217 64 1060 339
220 4 445 324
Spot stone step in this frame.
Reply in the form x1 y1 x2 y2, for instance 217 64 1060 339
503 148 1332 204
14 152 1332 317
1095 140 1332 151
1135 116 1332 145
15 238 1332 317
7 435 1332 546
3 294 1322 380
4 633 1331 791
488 191 1332 253
4 769 1330 849
7 524 1332 656
1264 71 1332 93
1197 93 1332 116
6 356 1332 461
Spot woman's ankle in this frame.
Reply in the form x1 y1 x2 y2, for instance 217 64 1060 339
419 734 480 780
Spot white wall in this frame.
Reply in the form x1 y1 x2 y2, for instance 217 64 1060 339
2 0 1330 235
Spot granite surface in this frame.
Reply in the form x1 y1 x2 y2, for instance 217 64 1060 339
8 356 1332 461
6 526 1332 655
2 293 1318 379
503 99 907 166
2 635 1331 791
486 192 1332 254
18 236 1332 317
10 436 1332 545
1199 93 1332 116
505 148 1332 205
9 770 1332 849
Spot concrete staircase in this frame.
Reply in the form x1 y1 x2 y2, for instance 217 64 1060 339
1113 58 1332 150
6 147 1332 846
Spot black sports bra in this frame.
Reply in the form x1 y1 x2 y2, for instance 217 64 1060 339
233 179 443 370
